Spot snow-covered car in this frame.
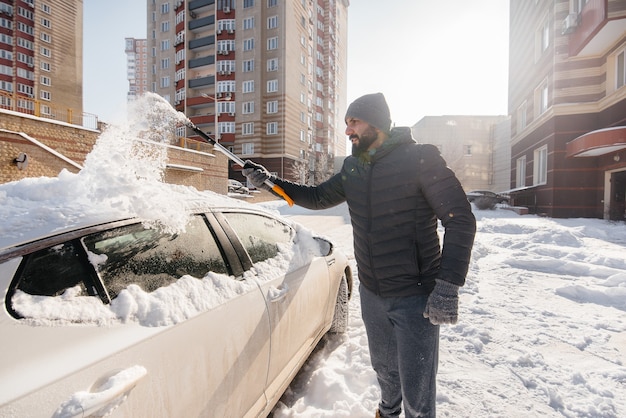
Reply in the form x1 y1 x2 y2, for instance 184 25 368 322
228 179 249 194
0 203 352 418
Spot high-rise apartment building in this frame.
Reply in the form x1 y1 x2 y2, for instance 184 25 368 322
508 0 626 220
125 37 149 101
0 0 83 123
147 0 349 182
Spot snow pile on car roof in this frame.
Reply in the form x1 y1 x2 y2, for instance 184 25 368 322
0 93 254 249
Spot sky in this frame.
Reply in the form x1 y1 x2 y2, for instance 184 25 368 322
1 94 625 416
83 0 510 127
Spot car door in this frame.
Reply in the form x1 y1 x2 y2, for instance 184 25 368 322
0 215 271 418
218 211 332 405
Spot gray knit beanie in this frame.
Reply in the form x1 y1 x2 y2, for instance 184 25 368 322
344 93 391 133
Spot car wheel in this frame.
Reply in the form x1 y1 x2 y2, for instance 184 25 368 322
329 274 349 334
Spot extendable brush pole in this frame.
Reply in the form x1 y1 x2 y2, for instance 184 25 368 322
186 121 294 207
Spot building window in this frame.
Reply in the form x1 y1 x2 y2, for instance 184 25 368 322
242 101 254 114
243 17 254 30
533 145 548 185
243 38 254 51
267 100 278 114
616 49 626 89
267 37 278 50
541 19 550 51
268 0 277 7
534 17 550 61
217 80 236 93
217 19 236 32
464 145 472 156
243 80 255 93
516 156 526 188
217 101 235 114
242 59 254 72
267 16 278 29
535 79 549 116
267 79 278 93
267 122 278 135
243 0 254 8
242 142 254 155
217 60 235 72
267 58 278 71
242 122 254 135
220 122 235 134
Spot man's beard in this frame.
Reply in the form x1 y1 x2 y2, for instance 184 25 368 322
351 125 378 157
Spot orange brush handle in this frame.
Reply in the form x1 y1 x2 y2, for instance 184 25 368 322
270 183 294 207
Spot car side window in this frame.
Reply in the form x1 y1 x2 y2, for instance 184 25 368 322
222 213 294 263
15 241 93 297
82 216 228 299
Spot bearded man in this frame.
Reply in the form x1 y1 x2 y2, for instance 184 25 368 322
243 93 476 418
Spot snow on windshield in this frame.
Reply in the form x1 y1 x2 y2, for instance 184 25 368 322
2 93 325 327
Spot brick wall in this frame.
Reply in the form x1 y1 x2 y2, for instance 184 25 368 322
0 110 228 193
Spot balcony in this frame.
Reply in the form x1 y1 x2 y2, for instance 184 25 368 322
189 0 214 11
568 0 626 56
189 55 214 68
189 15 215 32
188 75 215 89
189 114 216 127
189 35 215 51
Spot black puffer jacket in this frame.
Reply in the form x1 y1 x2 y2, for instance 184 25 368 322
274 127 476 297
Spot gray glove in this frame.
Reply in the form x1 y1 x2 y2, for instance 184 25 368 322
423 279 459 325
241 160 271 191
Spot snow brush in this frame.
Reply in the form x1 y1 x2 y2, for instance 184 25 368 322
186 121 294 207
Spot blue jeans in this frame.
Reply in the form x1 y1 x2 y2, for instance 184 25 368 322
360 284 439 418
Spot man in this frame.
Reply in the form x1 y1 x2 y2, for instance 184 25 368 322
243 93 476 418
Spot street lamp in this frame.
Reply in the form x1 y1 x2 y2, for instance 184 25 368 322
201 93 231 142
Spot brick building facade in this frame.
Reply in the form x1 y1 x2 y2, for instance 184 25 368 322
1 110 229 193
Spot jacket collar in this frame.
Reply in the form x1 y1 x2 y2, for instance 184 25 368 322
357 127 415 163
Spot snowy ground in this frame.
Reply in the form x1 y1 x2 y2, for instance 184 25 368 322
264 201 626 418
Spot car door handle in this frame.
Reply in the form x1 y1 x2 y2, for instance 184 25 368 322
268 284 289 302
53 365 148 418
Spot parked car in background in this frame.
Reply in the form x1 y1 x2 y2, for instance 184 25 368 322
0 202 352 418
228 179 249 194
466 190 510 204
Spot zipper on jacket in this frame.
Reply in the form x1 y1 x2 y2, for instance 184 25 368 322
366 161 380 295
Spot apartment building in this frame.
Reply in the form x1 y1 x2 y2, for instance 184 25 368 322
411 115 509 193
125 37 149 101
147 0 349 182
0 0 83 124
509 0 626 220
